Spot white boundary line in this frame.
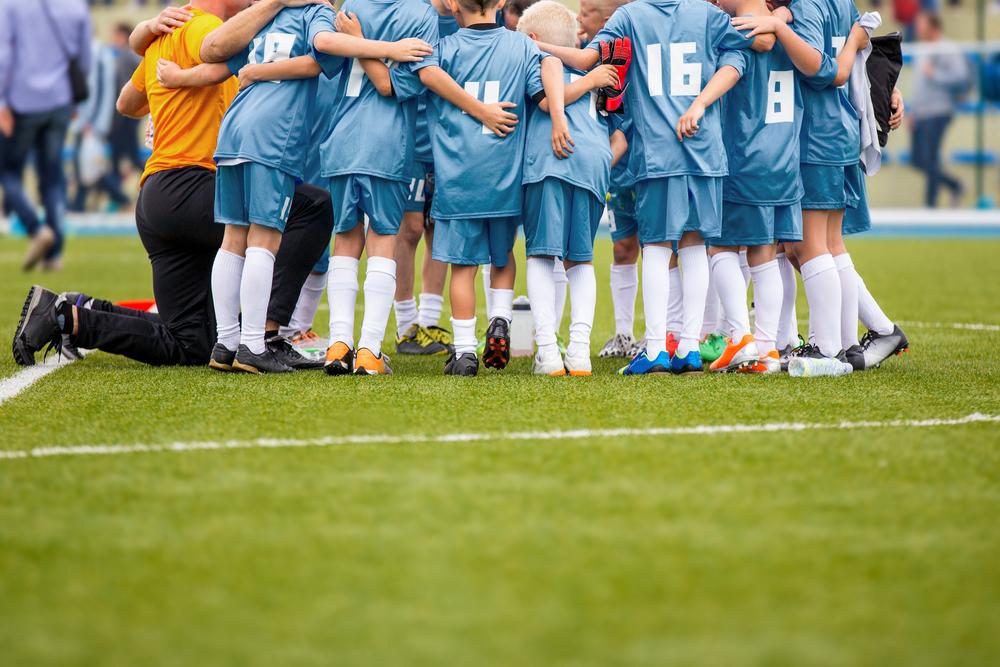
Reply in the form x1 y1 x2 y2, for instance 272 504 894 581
0 356 80 407
2 413 997 463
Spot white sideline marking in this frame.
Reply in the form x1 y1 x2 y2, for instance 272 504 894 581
897 320 1000 333
1 413 997 463
0 355 81 407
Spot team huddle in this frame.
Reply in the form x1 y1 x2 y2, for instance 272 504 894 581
12 0 913 378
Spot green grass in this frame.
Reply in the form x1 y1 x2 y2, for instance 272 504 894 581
1 235 999 666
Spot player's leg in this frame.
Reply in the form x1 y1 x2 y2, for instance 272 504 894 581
827 210 864 371
775 242 801 359
208 164 250 371
522 179 565 376
430 217 483 376
707 244 755 372
666 251 683 358
482 219 518 371
600 187 639 358
324 176 364 375
416 222 452 350
34 105 72 266
392 209 426 353
562 187 604 377
745 242 781 374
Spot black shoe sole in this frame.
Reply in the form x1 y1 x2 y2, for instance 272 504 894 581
12 286 43 367
483 335 509 370
324 360 352 376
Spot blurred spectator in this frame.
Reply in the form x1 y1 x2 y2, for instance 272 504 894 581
909 12 972 207
109 24 146 187
0 0 92 271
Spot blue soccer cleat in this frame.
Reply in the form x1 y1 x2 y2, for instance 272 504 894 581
670 349 703 374
618 350 672 375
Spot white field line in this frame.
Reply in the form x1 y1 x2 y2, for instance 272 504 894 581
0 355 81 407
1 413 998 463
792 319 1000 333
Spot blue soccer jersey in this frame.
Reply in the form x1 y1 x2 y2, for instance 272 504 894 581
609 114 635 189
214 5 341 179
425 25 546 220
413 8 460 164
588 0 752 181
523 66 611 201
303 71 341 186
792 0 861 166
722 40 804 206
319 0 438 183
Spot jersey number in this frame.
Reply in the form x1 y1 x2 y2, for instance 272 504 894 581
248 32 295 66
346 59 366 97
831 36 848 89
765 70 794 124
646 42 702 98
569 73 599 121
464 80 501 134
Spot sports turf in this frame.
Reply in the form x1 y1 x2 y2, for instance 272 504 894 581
1 236 999 666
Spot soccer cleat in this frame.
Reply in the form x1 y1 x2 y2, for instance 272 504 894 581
482 317 510 370
564 348 592 376
208 343 237 372
699 333 727 364
533 349 566 376
423 325 454 353
837 344 866 373
619 350 671 375
740 349 781 375
860 325 909 370
324 341 355 376
232 344 293 374
709 334 759 373
12 285 65 366
444 352 479 376
395 323 423 355
780 341 814 372
627 336 647 358
665 332 679 358
354 348 392 376
267 334 325 370
670 349 703 374
598 332 635 358
396 324 450 356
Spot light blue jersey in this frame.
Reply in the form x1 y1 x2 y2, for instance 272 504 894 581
722 40 803 206
589 0 752 181
608 114 635 190
426 25 546 220
215 5 340 179
320 0 438 182
792 0 861 166
303 72 341 186
523 66 611 201
414 9 460 164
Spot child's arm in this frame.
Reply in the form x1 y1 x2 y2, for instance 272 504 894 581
237 55 321 91
533 42 601 72
201 0 327 63
610 129 628 168
676 65 741 142
313 32 432 64
130 5 193 56
539 64 618 111
541 56 573 159
335 11 394 97
116 81 149 118
156 59 232 89
418 66 519 137
731 15 822 76
830 24 869 87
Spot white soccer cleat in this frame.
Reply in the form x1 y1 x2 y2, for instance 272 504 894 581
533 349 566 376
563 347 592 376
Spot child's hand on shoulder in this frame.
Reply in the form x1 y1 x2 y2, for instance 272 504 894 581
387 38 434 63
771 6 794 24
551 113 574 159
730 15 784 37
238 64 263 91
336 11 364 39
584 65 619 91
156 58 184 88
478 101 519 138
676 100 705 142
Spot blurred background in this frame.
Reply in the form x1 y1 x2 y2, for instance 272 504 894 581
2 0 999 265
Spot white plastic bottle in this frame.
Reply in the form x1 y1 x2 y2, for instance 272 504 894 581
510 296 533 358
788 356 853 378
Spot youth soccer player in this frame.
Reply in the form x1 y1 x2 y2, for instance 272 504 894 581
517 1 620 376
414 0 569 376
536 0 771 375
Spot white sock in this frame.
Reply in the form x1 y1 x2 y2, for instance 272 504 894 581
709 251 751 341
211 248 244 352
700 271 720 338
677 244 710 358
800 254 841 358
239 247 276 355
834 253 860 349
857 275 894 335
567 264 596 358
776 252 799 349
666 266 683 338
749 259 781 354
283 271 326 337
526 257 557 354
481 265 493 316
328 255 360 348
417 292 444 328
394 297 417 337
553 260 568 332
641 245 671 357
357 256 396 357
739 249 751 288
490 287 514 323
609 263 638 338
452 316 477 356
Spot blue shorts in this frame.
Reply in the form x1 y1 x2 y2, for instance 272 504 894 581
432 217 518 268
214 162 295 232
608 186 637 242
405 160 433 214
328 174 407 236
842 163 871 235
634 175 723 244
801 163 865 210
313 244 331 274
712 201 803 246
522 178 604 262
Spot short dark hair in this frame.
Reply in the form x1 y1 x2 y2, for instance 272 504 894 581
923 12 943 31
456 0 502 14
114 22 134 37
507 0 541 16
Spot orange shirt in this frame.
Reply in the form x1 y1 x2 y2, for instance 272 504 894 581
131 8 238 184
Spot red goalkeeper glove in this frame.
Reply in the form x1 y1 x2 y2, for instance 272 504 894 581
596 37 632 114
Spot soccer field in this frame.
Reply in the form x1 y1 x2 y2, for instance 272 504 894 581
1 235 999 665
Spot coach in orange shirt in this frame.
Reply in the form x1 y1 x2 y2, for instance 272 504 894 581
12 0 333 368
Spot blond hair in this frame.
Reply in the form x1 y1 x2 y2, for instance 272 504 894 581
517 0 578 49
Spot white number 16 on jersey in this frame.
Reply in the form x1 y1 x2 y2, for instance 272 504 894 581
646 42 702 97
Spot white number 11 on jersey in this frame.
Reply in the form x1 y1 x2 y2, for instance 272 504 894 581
464 80 501 134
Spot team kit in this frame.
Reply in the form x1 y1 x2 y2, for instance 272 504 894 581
53 0 919 377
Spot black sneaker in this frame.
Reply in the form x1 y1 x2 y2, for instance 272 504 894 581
232 344 293 374
860 325 909 369
208 343 237 372
266 334 324 370
444 352 479 376
837 344 866 372
482 317 510 370
12 285 65 366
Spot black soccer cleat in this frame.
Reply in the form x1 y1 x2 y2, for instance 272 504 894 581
12 285 65 366
837 344 866 372
444 352 479 376
482 317 510 370
232 344 293 374
208 343 237 372
266 334 324 370
860 325 910 370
